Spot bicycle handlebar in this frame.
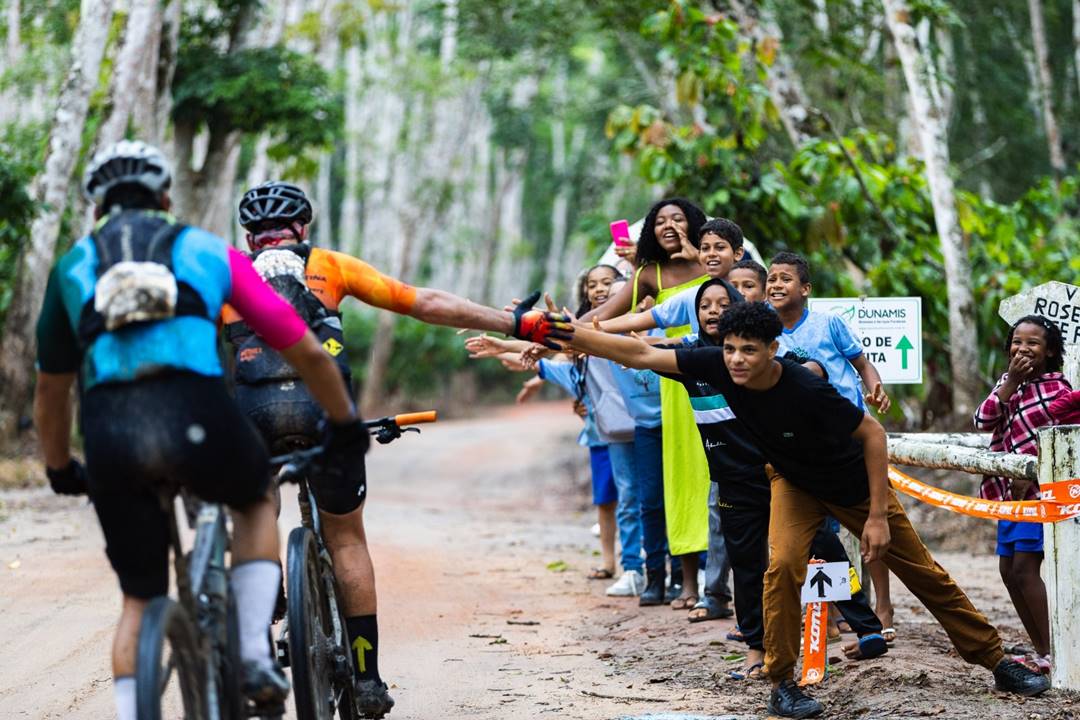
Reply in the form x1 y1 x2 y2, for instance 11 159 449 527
270 411 438 474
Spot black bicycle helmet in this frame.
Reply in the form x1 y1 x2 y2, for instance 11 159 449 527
238 181 313 230
82 140 172 204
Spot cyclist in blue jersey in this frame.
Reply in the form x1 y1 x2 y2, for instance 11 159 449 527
33 141 366 720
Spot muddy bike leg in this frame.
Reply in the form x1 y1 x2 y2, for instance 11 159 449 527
135 597 207 720
287 525 358 720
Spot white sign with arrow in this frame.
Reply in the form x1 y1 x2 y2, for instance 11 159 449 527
808 296 923 384
800 561 853 603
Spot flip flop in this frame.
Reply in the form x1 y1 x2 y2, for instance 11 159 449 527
882 627 896 643
853 633 888 660
670 594 698 610
688 595 735 623
729 661 765 680
587 567 614 580
726 627 746 642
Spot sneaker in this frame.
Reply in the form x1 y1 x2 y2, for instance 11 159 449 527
994 658 1051 696
639 572 666 606
590 522 601 537
606 570 645 597
767 679 824 718
355 678 395 719
241 659 290 705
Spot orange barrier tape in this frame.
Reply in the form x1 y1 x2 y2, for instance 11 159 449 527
888 465 1080 523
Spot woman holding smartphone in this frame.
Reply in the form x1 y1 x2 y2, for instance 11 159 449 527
579 198 711 608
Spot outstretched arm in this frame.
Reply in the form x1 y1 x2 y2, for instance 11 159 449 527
410 288 514 334
595 310 658 335
556 325 679 375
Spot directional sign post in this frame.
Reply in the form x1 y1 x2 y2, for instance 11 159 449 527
1001 282 1080 690
808 297 923 384
799 561 852 603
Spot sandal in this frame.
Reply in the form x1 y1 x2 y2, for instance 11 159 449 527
726 626 746 642
881 627 896 643
688 595 735 623
587 567 614 580
670 594 698 610
842 633 888 661
729 661 765 680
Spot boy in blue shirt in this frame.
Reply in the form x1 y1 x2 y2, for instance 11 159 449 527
766 251 889 412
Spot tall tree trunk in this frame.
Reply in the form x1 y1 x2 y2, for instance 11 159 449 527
153 0 181 145
1001 10 1046 131
340 44 363 255
97 0 161 145
0 0 116 435
1027 0 1067 174
883 0 980 419
725 0 818 146
6 0 19 63
1074 0 1080 104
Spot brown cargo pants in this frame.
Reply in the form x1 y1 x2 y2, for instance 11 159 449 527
763 466 1005 682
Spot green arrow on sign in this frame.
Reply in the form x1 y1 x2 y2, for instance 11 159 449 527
896 335 914 370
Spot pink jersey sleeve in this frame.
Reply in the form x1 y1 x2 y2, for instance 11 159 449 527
227 247 308 350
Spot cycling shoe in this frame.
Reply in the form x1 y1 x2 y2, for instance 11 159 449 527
242 659 291 705
354 678 395 718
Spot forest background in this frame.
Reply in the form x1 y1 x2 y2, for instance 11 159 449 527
1 0 1078 440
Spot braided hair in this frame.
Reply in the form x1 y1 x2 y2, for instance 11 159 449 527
635 198 708 266
1006 314 1065 372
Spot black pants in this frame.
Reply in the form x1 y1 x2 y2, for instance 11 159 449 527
83 373 270 598
720 503 881 650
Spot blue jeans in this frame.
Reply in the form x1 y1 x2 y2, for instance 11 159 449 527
607 441 643 573
634 425 667 575
705 482 732 602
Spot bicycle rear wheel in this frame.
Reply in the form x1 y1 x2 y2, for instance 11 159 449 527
136 597 206 720
287 526 356 720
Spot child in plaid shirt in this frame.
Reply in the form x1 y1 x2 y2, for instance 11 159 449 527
974 314 1070 673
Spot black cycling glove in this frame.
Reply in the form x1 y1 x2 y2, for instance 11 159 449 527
46 459 89 496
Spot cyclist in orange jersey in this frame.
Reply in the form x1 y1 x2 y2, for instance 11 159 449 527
223 181 569 718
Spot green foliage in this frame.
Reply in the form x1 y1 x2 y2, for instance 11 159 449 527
172 45 341 152
607 3 1080 423
0 144 39 330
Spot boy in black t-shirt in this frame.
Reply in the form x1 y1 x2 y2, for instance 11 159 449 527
549 301 1048 718
651 279 885 680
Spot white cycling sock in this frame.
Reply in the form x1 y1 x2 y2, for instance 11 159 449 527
114 675 135 720
231 560 281 667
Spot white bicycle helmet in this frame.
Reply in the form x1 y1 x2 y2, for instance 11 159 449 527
82 140 172 204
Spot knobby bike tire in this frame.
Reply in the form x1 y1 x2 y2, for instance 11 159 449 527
216 585 246 720
136 597 206 720
288 526 356 720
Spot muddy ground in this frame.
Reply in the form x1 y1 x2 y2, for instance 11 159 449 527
1 401 1078 719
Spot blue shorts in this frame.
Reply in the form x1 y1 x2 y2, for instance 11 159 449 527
996 520 1044 557
589 446 618 506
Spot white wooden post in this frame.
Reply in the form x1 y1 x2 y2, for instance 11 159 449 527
1037 425 1080 690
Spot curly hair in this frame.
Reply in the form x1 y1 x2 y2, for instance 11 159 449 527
635 198 708 266
716 301 783 345
1006 314 1065 373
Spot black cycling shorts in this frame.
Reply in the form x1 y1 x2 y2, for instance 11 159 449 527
235 380 366 515
82 372 271 599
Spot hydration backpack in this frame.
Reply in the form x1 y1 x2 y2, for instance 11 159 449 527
76 211 204 348
225 244 351 385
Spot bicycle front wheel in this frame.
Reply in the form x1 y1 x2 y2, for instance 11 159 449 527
136 597 206 720
287 526 354 720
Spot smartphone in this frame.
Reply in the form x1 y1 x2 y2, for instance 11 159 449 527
610 219 632 248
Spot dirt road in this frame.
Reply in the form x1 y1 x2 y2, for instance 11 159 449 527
1 402 1078 719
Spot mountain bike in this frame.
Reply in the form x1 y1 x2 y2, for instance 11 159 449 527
272 411 437 720
134 490 250 720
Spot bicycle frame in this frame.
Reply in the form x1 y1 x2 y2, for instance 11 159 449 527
162 492 233 720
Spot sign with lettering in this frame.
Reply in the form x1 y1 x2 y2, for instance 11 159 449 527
808 297 923 384
999 281 1080 345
